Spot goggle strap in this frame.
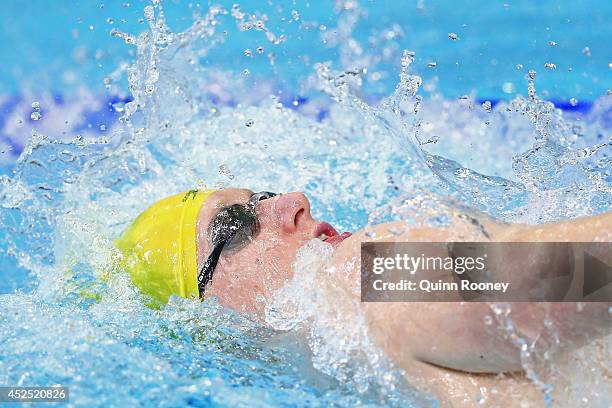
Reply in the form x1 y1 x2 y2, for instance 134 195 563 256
198 240 226 299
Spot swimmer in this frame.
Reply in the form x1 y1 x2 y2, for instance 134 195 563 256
116 188 612 407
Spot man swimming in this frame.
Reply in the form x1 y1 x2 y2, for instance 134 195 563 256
116 188 612 407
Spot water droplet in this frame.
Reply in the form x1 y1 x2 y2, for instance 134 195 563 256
548 40 557 46
89 25 94 30
111 101 125 113
256 46 264 54
448 32 459 41
455 168 470 178
502 82 515 93
122 2 130 8
483 315 493 325
515 64 523 70
218 164 234 180
291 10 300 20
144 5 154 21
527 69 537 80
244 49 252 57
30 111 41 121
99 124 106 131
245 119 255 127
570 98 578 106
544 62 556 70
243 68 250 76
427 61 437 68
608 62 612 70
31 101 40 109
255 20 264 30
422 135 439 145
106 17 114 24
482 100 492 112
582 46 591 57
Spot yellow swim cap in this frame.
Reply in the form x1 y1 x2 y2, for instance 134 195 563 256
115 189 216 306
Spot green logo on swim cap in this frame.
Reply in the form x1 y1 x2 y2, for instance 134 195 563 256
182 189 199 202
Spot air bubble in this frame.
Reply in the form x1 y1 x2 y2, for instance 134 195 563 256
256 46 264 54
244 49 252 57
483 315 493 325
427 62 437 68
106 18 114 24
544 62 556 70
31 101 40 109
448 32 459 41
291 10 300 20
515 64 523 70
548 40 557 46
245 119 255 127
570 98 578 106
30 111 41 121
482 100 492 112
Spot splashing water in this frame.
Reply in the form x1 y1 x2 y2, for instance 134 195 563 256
1 1 611 407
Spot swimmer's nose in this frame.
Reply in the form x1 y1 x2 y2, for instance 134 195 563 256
262 192 312 234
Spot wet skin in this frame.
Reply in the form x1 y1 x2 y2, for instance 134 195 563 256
196 188 612 407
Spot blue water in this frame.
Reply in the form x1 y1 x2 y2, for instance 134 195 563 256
0 1 611 407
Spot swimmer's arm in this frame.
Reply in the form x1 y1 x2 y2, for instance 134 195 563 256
500 211 612 242
500 212 612 265
330 212 612 374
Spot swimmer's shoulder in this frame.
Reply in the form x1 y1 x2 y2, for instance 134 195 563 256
329 214 509 293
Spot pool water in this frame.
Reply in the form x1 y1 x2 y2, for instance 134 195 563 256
0 1 610 407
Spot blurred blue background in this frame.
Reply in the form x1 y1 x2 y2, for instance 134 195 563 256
0 0 610 168
1 0 610 99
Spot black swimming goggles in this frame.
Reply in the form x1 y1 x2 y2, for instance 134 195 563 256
197 191 278 298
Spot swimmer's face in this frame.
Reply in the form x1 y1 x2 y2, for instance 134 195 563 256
196 188 340 316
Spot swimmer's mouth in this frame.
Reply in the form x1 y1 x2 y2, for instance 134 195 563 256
313 222 352 246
